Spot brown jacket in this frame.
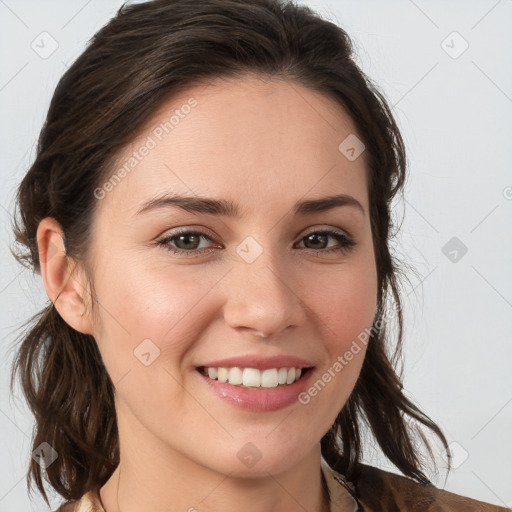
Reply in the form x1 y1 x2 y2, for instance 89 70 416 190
55 460 511 511
321 459 511 511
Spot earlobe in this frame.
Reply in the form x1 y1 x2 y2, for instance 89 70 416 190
36 217 94 336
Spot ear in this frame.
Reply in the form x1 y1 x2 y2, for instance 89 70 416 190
36 217 94 336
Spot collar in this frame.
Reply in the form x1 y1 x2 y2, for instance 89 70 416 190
321 457 361 512
57 487 104 511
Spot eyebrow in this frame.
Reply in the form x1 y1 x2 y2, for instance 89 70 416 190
135 192 365 218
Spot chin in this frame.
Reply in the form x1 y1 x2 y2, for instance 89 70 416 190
195 438 312 478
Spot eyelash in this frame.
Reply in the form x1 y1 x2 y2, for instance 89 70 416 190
155 229 356 258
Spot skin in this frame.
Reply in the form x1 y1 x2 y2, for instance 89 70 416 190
38 74 378 512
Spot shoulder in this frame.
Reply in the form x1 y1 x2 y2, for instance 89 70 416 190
53 487 105 512
348 462 511 512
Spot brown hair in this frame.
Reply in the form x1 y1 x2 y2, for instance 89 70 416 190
9 0 451 505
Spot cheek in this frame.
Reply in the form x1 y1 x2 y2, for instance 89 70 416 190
89 263 228 431
90 257 227 380
302 263 377 406
308 262 377 347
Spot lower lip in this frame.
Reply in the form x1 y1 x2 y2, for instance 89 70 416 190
197 369 314 412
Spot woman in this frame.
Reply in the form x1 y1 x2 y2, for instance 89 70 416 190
9 0 510 510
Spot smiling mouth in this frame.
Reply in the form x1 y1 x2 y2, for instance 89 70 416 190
196 366 314 389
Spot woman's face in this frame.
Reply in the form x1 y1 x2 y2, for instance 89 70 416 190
84 75 377 475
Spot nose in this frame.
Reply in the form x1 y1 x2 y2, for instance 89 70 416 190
222 254 307 339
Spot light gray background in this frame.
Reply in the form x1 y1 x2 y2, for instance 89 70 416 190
1 0 511 510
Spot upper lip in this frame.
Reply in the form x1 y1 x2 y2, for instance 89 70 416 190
198 355 314 371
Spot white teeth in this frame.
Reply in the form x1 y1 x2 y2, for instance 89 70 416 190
201 366 306 388
228 367 243 385
261 369 278 388
242 368 261 387
217 367 229 383
278 367 288 384
286 368 296 385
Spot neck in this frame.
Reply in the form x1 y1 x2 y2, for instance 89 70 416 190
99 401 330 512
101 453 329 512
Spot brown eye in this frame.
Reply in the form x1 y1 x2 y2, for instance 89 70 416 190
303 233 329 249
174 233 202 250
156 228 356 258
296 230 356 255
157 230 218 257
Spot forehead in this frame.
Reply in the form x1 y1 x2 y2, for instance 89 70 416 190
94 74 368 223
